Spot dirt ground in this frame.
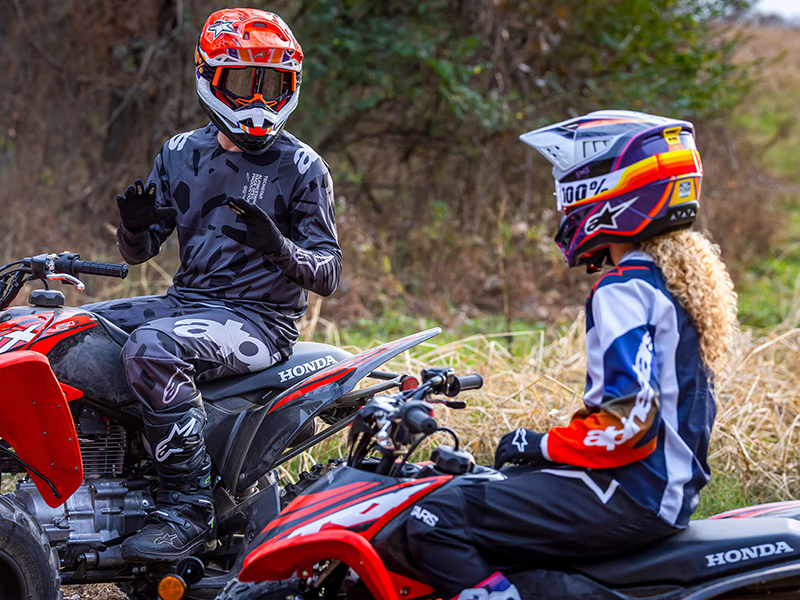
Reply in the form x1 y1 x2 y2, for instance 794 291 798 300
63 584 129 600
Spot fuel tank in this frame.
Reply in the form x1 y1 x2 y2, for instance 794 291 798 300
0 306 135 406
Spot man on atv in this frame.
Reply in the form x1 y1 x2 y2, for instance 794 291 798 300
83 8 340 562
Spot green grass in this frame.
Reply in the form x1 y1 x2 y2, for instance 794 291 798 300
735 197 800 328
694 470 782 520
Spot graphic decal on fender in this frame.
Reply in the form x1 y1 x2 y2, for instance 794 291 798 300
282 480 440 540
0 322 46 353
705 541 794 567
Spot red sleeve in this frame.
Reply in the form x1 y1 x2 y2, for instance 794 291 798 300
544 398 659 468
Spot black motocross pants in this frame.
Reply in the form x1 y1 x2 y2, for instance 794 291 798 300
406 466 679 598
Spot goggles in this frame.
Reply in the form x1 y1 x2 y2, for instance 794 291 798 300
212 66 295 110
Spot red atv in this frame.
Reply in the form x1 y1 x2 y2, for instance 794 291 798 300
219 370 800 600
0 251 435 600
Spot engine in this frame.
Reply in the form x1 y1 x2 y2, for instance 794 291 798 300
13 423 153 568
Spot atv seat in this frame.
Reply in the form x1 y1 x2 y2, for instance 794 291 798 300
575 517 800 587
95 314 131 347
198 342 353 401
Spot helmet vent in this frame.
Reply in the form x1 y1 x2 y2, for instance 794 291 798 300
541 145 573 171
581 139 611 160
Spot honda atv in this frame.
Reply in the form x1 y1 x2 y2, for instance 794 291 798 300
219 369 800 600
0 251 437 600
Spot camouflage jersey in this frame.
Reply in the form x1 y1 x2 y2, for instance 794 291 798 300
116 124 341 356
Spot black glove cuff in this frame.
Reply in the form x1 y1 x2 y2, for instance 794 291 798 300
119 220 151 235
526 431 549 464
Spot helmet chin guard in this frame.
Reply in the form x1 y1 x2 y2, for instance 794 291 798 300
520 110 703 271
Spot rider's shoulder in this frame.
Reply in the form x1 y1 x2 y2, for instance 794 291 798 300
160 125 214 157
275 131 328 182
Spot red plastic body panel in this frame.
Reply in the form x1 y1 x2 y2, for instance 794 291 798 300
0 351 82 507
709 500 800 520
240 530 400 600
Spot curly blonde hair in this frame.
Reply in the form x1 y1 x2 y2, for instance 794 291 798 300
638 230 738 374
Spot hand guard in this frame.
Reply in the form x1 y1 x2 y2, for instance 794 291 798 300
493 428 549 470
116 179 177 232
221 196 287 257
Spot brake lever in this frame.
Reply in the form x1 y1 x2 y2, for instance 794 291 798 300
46 272 85 291
426 397 467 409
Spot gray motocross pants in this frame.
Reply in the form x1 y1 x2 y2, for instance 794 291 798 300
83 295 283 411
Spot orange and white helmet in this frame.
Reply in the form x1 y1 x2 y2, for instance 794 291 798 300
195 8 303 154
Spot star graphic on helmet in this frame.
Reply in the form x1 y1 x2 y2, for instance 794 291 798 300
208 20 238 39
584 197 639 234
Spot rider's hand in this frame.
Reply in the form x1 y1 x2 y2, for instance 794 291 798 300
221 196 286 256
494 428 549 469
116 179 177 232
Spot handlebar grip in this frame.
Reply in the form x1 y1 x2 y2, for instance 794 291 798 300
75 261 129 279
404 406 438 435
457 374 483 391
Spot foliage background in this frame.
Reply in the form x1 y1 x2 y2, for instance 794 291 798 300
0 0 776 326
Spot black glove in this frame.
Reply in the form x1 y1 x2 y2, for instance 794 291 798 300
116 179 177 232
221 196 287 256
494 428 549 469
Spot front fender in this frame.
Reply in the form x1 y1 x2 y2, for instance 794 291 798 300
0 351 82 507
239 530 401 600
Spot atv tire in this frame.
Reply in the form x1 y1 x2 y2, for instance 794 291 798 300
0 494 61 600
216 577 305 599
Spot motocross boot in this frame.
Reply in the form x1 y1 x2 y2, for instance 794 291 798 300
121 395 216 562
453 572 522 600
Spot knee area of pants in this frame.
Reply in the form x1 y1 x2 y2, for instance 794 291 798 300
122 327 182 361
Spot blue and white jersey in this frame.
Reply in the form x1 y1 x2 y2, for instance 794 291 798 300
540 249 716 527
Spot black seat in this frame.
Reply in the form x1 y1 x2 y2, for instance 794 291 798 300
94 314 131 346
575 518 800 587
198 341 353 401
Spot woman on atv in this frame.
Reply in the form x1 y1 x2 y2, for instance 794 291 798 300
406 111 739 600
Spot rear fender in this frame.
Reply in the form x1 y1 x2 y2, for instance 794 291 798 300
0 351 82 507
239 529 403 600
224 328 442 495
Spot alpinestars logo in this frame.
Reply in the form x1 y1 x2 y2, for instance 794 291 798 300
584 197 638 234
155 418 199 462
278 355 338 383
512 428 528 453
705 541 794 567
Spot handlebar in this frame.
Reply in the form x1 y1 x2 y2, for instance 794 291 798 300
402 403 438 435
456 373 483 391
54 255 129 279
348 367 483 474
0 252 130 311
